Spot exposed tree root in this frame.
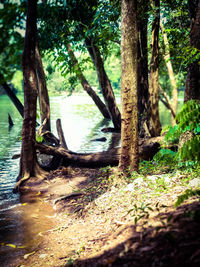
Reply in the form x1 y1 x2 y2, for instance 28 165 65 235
35 137 163 168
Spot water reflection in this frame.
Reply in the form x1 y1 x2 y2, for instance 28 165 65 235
0 94 177 265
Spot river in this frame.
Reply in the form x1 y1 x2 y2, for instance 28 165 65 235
0 93 172 265
0 94 118 265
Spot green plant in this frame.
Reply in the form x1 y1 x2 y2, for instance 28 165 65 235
127 202 153 224
175 188 200 207
153 149 177 165
165 100 200 165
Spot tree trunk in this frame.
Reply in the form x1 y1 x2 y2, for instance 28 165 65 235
149 0 162 136
36 137 161 168
67 44 110 119
85 38 121 130
137 0 150 137
35 44 51 132
119 0 139 172
184 0 200 102
56 118 68 149
17 0 45 190
159 85 176 119
1 80 24 118
160 20 178 125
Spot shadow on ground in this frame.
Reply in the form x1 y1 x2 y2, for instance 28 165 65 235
74 201 200 267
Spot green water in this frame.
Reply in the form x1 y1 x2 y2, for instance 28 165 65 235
0 94 116 209
0 94 182 206
0 93 182 265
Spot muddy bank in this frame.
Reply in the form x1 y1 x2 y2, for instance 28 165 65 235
2 167 200 267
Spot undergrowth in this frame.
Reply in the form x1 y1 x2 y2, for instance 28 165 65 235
165 100 200 166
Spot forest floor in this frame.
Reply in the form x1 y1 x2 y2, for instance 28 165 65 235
6 166 200 267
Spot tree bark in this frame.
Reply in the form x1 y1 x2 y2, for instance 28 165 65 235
85 38 121 130
119 0 139 172
160 20 178 125
35 137 161 168
1 81 24 118
137 0 150 137
17 0 46 189
56 118 68 149
149 0 162 136
67 44 110 119
35 44 51 132
184 0 200 102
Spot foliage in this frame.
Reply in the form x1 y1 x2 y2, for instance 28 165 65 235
158 0 189 96
165 100 200 164
11 70 23 92
175 188 200 207
0 1 25 83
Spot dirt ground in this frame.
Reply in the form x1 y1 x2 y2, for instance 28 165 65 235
4 167 200 267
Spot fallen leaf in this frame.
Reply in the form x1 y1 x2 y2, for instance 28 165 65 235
23 186 30 189
24 251 35 259
6 243 16 248
36 191 41 196
39 253 47 259
21 203 27 206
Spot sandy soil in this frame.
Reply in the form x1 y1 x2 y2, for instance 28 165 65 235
4 167 200 267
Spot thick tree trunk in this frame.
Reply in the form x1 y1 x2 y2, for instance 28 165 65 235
67 44 110 119
184 0 200 102
137 0 150 137
85 38 121 130
149 0 162 136
35 44 51 132
1 81 24 118
160 20 178 125
119 0 139 172
16 0 46 191
35 137 161 168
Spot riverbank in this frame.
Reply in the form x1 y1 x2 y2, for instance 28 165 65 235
2 166 200 267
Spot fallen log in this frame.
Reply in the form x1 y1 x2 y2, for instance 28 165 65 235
35 137 163 168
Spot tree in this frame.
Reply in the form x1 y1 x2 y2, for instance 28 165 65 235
66 43 110 119
160 20 178 125
85 38 121 129
119 0 139 172
0 78 24 118
35 44 51 132
15 0 45 191
149 0 162 136
137 0 151 137
184 0 200 102
0 1 24 86
37 0 121 129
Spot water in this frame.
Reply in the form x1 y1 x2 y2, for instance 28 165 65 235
0 94 120 265
0 94 116 207
0 94 179 214
0 93 180 265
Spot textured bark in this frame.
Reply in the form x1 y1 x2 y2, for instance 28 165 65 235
56 119 68 149
1 81 24 118
35 138 161 168
160 20 178 125
137 0 150 137
35 44 51 132
85 39 121 130
67 44 110 119
184 0 200 102
149 0 162 136
17 0 45 188
119 0 139 172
